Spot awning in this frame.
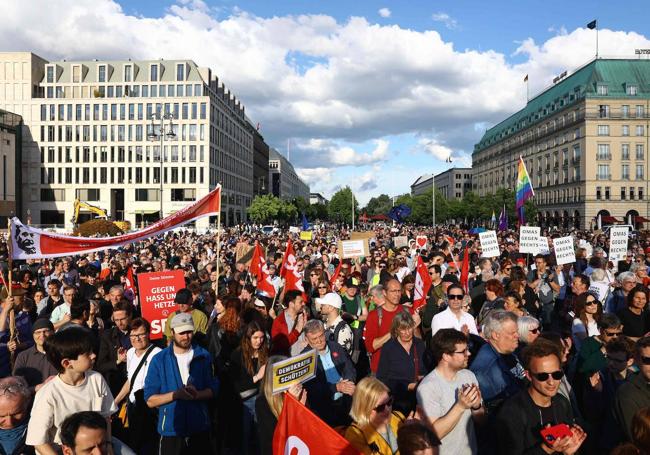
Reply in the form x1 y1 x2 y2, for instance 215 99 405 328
634 216 650 223
601 216 621 223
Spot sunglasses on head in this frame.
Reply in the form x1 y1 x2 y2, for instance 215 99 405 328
373 397 394 413
448 294 464 300
531 370 564 381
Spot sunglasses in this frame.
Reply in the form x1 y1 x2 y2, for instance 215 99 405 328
529 327 540 334
531 370 564 381
317 286 327 290
641 356 650 365
373 397 394 413
585 300 597 306
504 267 512 271
605 330 622 337
448 295 464 300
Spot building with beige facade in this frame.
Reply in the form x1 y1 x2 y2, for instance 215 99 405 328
0 109 22 225
0 52 254 228
472 58 650 229
269 148 309 202
411 168 472 200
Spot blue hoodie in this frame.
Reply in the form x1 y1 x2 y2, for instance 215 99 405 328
144 343 219 437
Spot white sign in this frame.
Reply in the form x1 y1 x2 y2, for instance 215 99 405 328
609 226 629 263
519 226 541 254
416 235 428 250
479 231 500 257
340 239 367 258
589 282 610 302
539 236 550 255
553 236 576 265
393 236 408 248
289 226 300 233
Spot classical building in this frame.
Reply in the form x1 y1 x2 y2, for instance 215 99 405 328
472 58 650 229
0 52 254 228
269 148 309 202
310 193 328 205
0 109 22 225
410 168 472 200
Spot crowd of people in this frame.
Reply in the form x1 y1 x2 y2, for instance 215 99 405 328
0 223 650 454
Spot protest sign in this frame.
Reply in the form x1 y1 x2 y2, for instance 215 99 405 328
519 226 541 254
393 236 408 248
300 231 313 241
553 236 576 265
609 226 629 263
479 231 500 257
416 235 428 249
138 269 186 340
538 236 550 255
339 239 369 258
272 350 318 394
589 282 610 302
235 242 256 266
289 226 300 234
350 231 375 241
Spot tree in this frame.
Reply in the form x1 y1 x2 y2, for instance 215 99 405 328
328 187 359 225
247 194 284 224
364 194 392 216
307 203 329 221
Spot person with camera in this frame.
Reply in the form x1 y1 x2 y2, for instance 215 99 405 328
495 338 586 454
527 255 560 330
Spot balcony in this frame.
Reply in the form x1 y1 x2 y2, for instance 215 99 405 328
596 174 612 180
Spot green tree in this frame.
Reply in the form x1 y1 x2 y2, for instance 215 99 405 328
247 194 284 224
328 187 359 225
364 194 392 216
307 203 329 221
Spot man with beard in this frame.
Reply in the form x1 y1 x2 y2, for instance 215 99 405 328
144 313 219 455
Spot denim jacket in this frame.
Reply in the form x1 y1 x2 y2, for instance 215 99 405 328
470 343 526 412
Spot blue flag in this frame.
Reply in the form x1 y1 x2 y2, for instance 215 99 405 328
302 213 309 231
388 204 412 223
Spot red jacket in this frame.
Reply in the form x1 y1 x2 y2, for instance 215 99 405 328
271 310 301 356
363 305 403 373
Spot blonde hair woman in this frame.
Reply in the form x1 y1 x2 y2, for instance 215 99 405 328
345 377 406 454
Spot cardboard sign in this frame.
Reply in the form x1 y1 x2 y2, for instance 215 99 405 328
415 235 428 249
350 231 375 241
138 269 186 340
393 236 408 248
289 226 300 234
538 236 551 255
609 226 629 263
553 236 576 265
479 231 500 257
519 226 541 254
300 231 313 241
235 242 256 266
272 350 318 394
339 239 369 258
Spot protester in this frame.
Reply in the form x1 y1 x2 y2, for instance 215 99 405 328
96 301 133 397
0 376 33 455
396 420 441 455
0 295 33 377
270 290 306 356
571 292 602 351
317 292 354 355
12 318 57 391
163 288 209 343
617 286 650 341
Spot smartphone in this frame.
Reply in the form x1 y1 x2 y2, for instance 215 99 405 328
540 424 572 444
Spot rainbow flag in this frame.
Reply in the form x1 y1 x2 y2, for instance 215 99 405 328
516 156 534 209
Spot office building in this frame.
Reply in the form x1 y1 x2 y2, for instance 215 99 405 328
0 109 22 225
410 168 472 200
310 193 328 205
249 123 270 197
269 148 309 202
472 58 650 229
0 52 254 228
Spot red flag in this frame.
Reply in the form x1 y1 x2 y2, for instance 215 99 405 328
250 242 276 298
460 247 470 294
272 393 360 455
444 235 455 247
413 256 432 312
280 239 305 294
329 261 342 287
124 265 136 293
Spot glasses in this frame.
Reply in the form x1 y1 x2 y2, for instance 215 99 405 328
310 273 318 277
453 348 470 355
529 327 540 334
373 397 394 413
129 332 148 340
379 265 386 269
531 370 564 381
448 295 464 300
585 300 597 306
604 330 622 337
318 286 327 290
640 356 650 365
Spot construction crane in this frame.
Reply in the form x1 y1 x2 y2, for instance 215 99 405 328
71 199 131 231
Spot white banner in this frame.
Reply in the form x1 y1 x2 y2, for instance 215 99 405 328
553 236 576 265
519 226 541 254
479 231 500 257
609 226 629 263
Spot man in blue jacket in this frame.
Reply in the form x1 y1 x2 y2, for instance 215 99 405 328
144 312 219 455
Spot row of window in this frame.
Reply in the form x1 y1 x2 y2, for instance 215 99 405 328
40 123 206 144
39 166 204 186
47 62 191 85
597 104 645 118
44 83 205 100
40 187 197 202
596 143 645 160
40 102 208 122
40 145 205 164
537 187 582 205
595 186 645 201
597 84 639 96
597 124 645 136
596 164 644 180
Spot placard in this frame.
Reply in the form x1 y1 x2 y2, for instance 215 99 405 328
538 236 550 255
138 269 186 340
479 231 500 257
609 226 629 263
300 231 313 241
272 350 318 394
289 226 300 234
338 239 369 258
393 236 408 248
415 235 428 249
519 226 541 254
589 282 610 302
553 236 576 265
350 231 375 241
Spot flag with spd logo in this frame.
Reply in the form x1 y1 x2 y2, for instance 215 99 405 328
280 239 305 294
250 241 276 298
272 393 360 455
413 256 432 312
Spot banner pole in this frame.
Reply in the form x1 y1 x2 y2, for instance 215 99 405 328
215 188 222 298
7 219 16 369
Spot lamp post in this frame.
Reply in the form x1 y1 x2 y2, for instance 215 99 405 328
432 174 435 228
147 112 176 220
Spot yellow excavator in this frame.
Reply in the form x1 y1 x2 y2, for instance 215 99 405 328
71 199 131 231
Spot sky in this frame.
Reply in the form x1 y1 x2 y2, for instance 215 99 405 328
3 0 650 204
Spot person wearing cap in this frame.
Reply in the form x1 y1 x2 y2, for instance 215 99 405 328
0 291 34 378
163 288 208 344
13 318 57 391
318 293 354 355
144 312 219 454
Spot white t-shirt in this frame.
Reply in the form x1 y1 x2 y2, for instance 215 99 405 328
175 349 194 385
49 303 71 324
126 346 162 403
26 370 117 446
431 307 479 336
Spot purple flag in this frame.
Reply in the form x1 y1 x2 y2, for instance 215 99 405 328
498 205 508 231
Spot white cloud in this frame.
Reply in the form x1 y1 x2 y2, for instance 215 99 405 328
431 12 458 30
418 138 453 161
297 139 389 167
295 167 333 186
378 8 391 18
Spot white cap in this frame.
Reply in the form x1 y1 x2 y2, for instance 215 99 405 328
315 292 342 309
254 298 266 308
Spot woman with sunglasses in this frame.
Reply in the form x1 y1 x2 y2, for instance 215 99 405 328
345 377 407 455
497 260 513 284
571 293 602 351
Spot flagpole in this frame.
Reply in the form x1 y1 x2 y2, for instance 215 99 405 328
7 219 16 370
351 190 355 231
214 187 221 298
432 175 435 228
596 24 599 58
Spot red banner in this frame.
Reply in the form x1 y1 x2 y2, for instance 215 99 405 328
138 270 186 340
11 185 221 260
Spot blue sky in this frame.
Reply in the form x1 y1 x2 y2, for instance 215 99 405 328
4 0 650 204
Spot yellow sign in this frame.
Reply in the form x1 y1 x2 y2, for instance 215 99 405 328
300 231 313 241
272 350 318 394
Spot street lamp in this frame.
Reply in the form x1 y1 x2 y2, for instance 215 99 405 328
147 112 176 220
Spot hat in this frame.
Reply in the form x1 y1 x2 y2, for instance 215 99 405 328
315 292 342 309
253 298 266 308
32 318 54 334
170 313 194 333
345 277 359 288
